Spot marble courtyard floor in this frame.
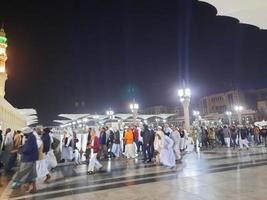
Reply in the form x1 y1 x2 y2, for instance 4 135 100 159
1 147 267 200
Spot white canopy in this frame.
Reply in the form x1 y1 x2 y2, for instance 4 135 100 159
16 108 38 126
58 114 90 120
254 120 267 127
200 0 267 29
53 120 72 124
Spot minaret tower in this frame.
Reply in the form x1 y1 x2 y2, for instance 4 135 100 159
0 27 8 97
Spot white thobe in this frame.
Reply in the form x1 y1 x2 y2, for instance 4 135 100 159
160 136 176 167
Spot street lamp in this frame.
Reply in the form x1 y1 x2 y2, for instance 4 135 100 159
193 110 200 126
82 117 88 123
106 109 114 119
93 115 99 119
234 105 244 125
130 101 139 125
193 110 200 116
178 88 191 132
155 118 160 126
225 111 232 125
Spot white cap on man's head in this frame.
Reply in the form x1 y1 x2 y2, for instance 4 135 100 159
22 127 33 134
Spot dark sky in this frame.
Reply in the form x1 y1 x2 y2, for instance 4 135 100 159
1 0 267 125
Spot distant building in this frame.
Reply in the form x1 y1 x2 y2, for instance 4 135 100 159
200 90 245 115
257 100 267 119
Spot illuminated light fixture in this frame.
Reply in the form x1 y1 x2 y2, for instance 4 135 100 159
163 119 166 123
0 67 5 73
225 111 232 116
77 120 82 124
185 88 191 97
82 118 88 122
0 36 7 44
234 105 244 112
178 89 184 97
106 110 114 116
93 115 99 119
178 88 191 98
0 47 6 55
193 110 200 116
130 103 139 110
144 120 148 124
72 121 76 125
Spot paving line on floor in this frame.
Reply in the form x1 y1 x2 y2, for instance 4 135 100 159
35 157 267 194
46 151 265 186
43 166 171 189
9 158 267 200
13 168 177 196
204 151 267 161
10 160 267 200
54 157 267 189
8 171 179 200
4 151 267 199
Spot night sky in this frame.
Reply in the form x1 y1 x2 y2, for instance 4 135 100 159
1 0 267 125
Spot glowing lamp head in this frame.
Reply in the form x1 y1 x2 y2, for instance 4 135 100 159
185 88 191 97
93 115 99 119
193 110 200 116
234 105 244 112
225 111 232 116
82 118 88 122
106 110 114 116
130 103 139 110
178 89 184 97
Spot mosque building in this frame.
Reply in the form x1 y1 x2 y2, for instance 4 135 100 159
0 27 37 130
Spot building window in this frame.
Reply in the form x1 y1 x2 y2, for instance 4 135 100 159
228 94 234 105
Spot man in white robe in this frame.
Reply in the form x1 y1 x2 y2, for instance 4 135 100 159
61 132 73 162
154 126 165 165
35 127 50 183
170 127 181 160
160 135 176 168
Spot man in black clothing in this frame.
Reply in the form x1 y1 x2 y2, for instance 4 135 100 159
260 126 267 147
141 125 153 163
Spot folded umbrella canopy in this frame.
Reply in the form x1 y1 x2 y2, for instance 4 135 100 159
254 120 267 127
200 0 267 29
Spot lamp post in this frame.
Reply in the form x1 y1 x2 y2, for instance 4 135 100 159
155 118 160 126
106 109 114 120
178 88 191 132
193 110 200 126
130 101 139 125
234 105 243 125
225 111 232 125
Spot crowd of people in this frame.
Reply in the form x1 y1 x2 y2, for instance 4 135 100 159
58 124 191 174
0 123 267 194
191 124 267 150
0 127 57 193
79 124 191 174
